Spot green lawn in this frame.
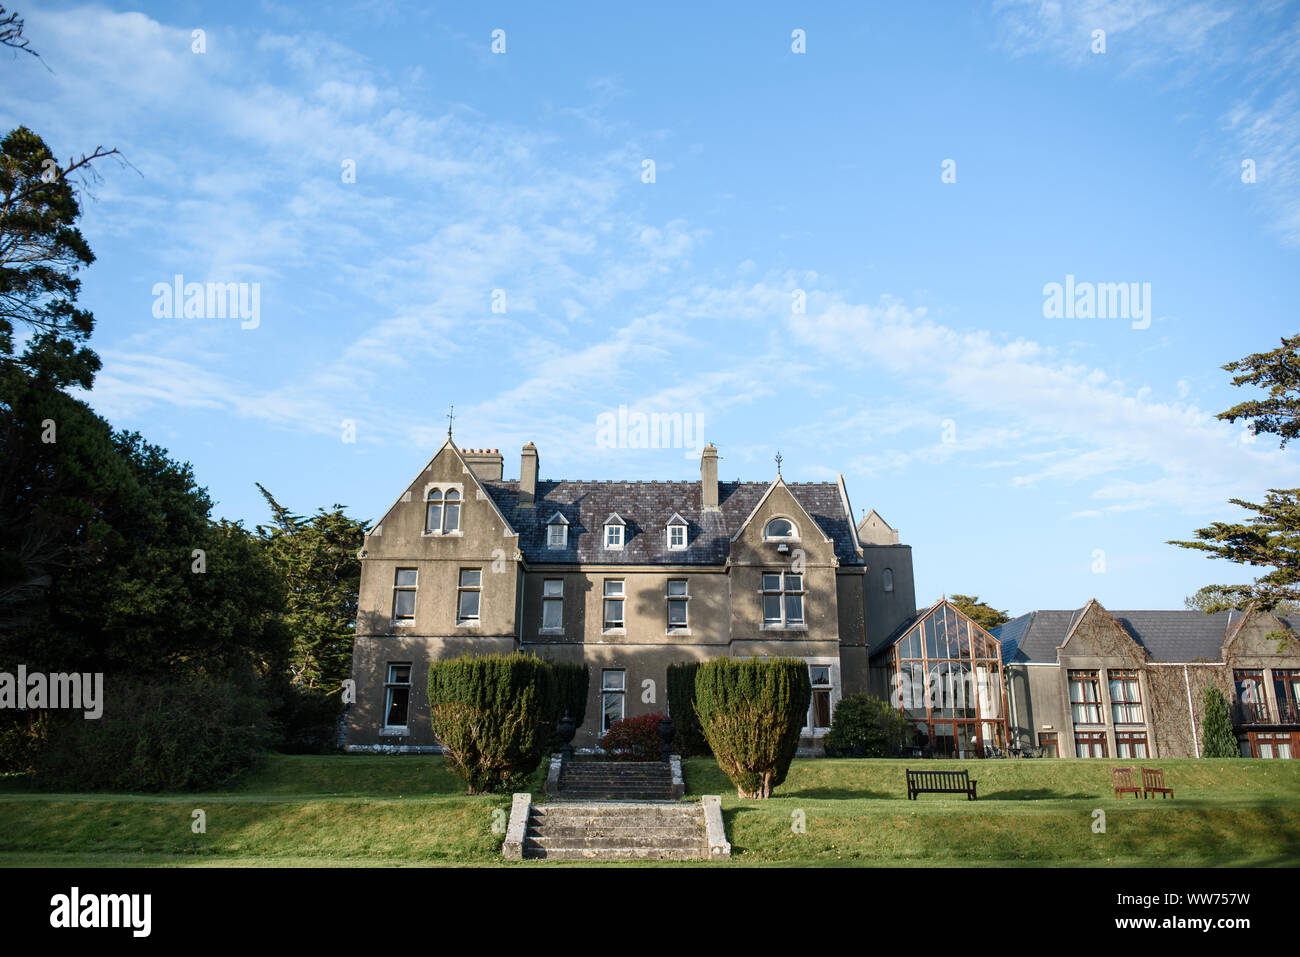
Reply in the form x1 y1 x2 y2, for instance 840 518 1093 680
0 754 1296 867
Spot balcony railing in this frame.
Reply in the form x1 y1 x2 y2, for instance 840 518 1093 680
1233 701 1300 725
1233 702 1272 725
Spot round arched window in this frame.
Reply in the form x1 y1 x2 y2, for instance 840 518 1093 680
764 518 796 540
883 568 894 592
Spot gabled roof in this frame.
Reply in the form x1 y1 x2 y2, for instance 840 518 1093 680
602 512 627 527
368 436 518 541
730 475 834 546
992 608 1238 664
480 478 862 566
545 511 569 526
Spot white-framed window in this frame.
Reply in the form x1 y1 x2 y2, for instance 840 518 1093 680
808 665 832 730
882 568 894 592
605 524 624 549
603 579 625 630
602 669 626 733
384 663 412 728
762 571 804 626
546 512 568 549
426 487 460 533
542 578 563 631
667 516 687 550
393 568 417 620
457 568 481 622
667 579 689 632
764 517 798 541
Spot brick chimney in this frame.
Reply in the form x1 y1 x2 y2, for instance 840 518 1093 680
461 448 503 481
520 442 538 508
701 443 718 510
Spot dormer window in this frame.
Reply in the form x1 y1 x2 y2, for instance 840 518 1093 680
426 487 461 533
666 514 687 550
546 512 569 549
603 513 626 550
764 517 797 541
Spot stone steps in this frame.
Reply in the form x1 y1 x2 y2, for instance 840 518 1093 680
558 760 674 802
523 802 708 861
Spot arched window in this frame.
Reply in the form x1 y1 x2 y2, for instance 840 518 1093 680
883 568 894 592
764 517 796 540
426 488 461 533
426 489 443 532
443 489 460 531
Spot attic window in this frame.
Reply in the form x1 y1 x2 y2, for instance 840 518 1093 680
605 524 624 549
426 487 461 533
546 517 567 549
764 517 797 541
668 523 686 550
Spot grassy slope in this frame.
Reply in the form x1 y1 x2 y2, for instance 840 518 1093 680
0 755 1297 867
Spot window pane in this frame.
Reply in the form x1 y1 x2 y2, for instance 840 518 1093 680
444 489 460 501
389 665 411 684
458 590 479 620
548 524 565 546
444 504 460 531
670 525 685 546
812 690 831 728
396 568 417 586
810 666 830 686
668 599 687 626
604 599 623 626
542 600 562 629
604 580 623 597
426 489 442 502
602 670 624 691
394 590 415 618
460 569 481 588
765 518 793 538
785 594 803 623
426 503 441 530
385 688 409 726
786 574 802 592
543 579 563 597
603 693 623 732
763 595 782 623
668 580 687 596
763 574 781 591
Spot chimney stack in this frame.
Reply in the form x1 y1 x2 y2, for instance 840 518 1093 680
462 448 503 481
701 443 718 510
520 442 538 508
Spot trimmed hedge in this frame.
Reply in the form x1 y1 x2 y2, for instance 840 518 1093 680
549 660 589 745
695 657 810 798
823 694 909 757
34 675 274 791
666 661 710 756
1201 687 1239 758
427 652 557 794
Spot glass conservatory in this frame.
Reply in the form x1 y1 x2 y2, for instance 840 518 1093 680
887 601 1010 758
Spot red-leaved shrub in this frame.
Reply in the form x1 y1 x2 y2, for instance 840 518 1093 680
599 711 664 761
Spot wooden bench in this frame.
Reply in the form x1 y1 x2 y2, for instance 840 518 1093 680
1111 767 1142 798
906 768 977 800
1141 767 1173 799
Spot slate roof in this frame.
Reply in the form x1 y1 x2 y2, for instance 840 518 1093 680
991 609 1245 664
480 479 862 566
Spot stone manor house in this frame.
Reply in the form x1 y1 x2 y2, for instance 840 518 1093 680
344 438 1300 760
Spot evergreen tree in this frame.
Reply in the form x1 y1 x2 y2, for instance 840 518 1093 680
1201 687 1238 758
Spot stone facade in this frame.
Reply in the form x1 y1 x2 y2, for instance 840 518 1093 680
345 437 916 752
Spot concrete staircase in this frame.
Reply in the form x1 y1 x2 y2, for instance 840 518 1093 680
522 802 709 861
556 760 676 801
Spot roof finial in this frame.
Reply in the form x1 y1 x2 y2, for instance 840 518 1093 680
446 404 455 438
774 450 783 476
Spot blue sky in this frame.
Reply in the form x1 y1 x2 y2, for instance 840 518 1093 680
5 0 1299 614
